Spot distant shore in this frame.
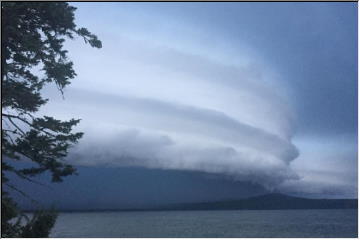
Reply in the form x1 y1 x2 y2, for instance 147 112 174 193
24 193 358 213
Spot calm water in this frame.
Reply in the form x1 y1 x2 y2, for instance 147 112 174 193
50 209 357 238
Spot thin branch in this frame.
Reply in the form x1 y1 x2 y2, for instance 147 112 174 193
4 127 17 146
3 113 33 126
6 116 26 136
3 129 19 134
3 113 55 137
14 170 51 189
2 119 24 140
4 157 51 189
4 183 40 205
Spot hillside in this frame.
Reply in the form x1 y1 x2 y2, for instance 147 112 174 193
158 193 358 211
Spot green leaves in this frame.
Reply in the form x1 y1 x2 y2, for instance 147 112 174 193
2 2 102 105
20 211 58 238
2 2 102 237
3 114 83 181
77 27 102 48
1 203 58 238
2 80 47 112
2 1 100 179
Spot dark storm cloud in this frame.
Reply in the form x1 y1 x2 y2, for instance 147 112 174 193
52 89 298 188
34 2 357 197
124 2 357 136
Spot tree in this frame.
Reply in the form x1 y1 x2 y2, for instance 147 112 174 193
1 2 102 237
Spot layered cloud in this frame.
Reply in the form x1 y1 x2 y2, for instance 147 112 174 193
278 136 358 198
40 33 300 189
36 3 356 197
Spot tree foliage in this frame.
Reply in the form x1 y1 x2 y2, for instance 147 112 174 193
1 2 101 237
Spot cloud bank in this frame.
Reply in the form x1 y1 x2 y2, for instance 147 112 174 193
31 2 357 198
40 32 300 189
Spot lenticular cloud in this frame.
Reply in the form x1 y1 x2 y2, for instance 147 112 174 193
58 37 299 189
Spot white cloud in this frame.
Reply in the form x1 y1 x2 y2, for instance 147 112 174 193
40 33 299 189
278 136 358 198
32 3 356 197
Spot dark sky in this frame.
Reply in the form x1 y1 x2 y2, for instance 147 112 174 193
10 165 266 210
7 2 357 210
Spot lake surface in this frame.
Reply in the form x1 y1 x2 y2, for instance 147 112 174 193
50 209 358 238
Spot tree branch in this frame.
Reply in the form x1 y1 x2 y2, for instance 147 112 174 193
3 113 55 137
5 116 26 136
4 183 40 205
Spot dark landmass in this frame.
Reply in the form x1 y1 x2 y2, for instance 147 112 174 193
26 193 357 213
158 193 357 211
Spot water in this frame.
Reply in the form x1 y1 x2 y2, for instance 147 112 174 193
50 209 357 238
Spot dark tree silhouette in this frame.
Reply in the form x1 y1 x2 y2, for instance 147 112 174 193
1 2 101 237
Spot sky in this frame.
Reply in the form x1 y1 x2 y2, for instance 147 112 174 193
10 2 358 209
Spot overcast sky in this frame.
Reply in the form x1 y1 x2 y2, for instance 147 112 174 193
25 2 357 205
